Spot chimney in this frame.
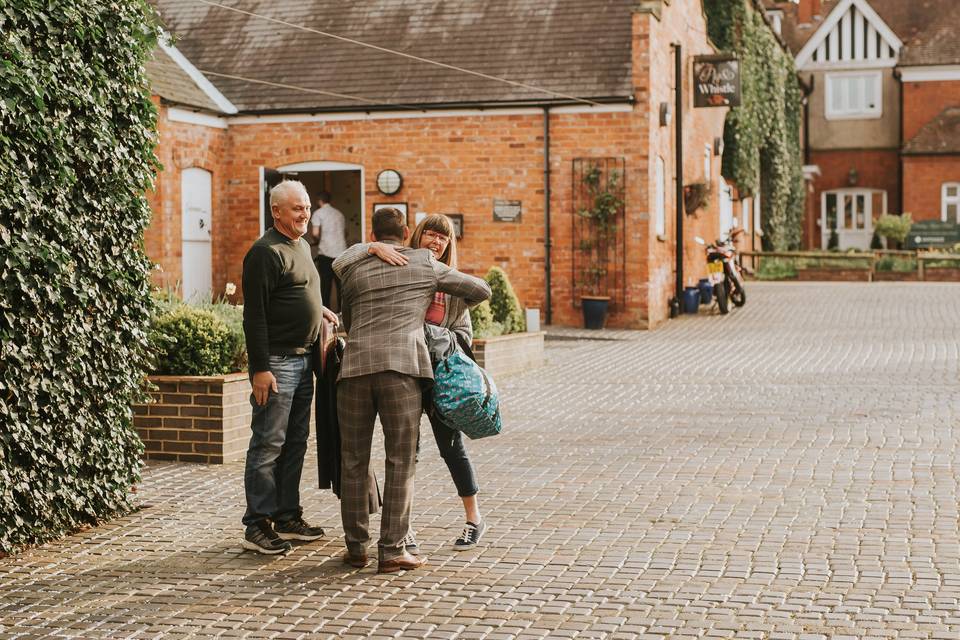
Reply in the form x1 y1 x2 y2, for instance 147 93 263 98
797 0 823 24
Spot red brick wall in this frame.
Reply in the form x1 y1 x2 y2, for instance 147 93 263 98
640 5 729 327
902 156 960 221
805 148 899 247
903 81 960 142
146 2 728 329
145 106 229 292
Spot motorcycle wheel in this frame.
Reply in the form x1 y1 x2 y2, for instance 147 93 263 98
715 280 729 315
731 282 746 307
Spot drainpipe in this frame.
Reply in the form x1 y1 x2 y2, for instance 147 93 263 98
543 106 553 325
894 68 903 214
673 44 684 307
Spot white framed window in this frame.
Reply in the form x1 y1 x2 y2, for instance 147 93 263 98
741 198 751 233
655 156 666 239
825 71 882 119
943 183 960 222
704 144 712 184
767 10 783 36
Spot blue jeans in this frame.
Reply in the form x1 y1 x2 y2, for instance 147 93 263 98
242 353 313 529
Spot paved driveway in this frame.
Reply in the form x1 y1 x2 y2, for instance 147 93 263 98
2 282 959 639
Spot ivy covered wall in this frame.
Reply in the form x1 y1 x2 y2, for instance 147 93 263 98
706 0 806 250
0 1 160 553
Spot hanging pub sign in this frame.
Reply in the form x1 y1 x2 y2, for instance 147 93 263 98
693 55 741 108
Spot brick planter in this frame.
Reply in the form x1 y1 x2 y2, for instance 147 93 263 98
873 270 920 281
472 332 545 379
797 268 872 282
924 268 960 281
134 373 250 464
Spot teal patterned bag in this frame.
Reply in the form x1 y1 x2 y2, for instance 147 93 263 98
431 348 502 440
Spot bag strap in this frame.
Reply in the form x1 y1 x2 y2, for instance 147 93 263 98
456 333 477 363
478 364 493 409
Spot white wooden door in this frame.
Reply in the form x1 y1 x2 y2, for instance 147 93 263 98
181 168 212 300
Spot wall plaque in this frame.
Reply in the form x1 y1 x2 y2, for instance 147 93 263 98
493 199 522 222
694 55 741 108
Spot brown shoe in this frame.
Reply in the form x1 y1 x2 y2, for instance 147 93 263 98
377 551 427 574
342 551 368 568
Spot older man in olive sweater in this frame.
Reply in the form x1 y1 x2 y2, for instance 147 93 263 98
241 180 337 555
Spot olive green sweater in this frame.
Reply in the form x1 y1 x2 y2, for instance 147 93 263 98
242 228 323 373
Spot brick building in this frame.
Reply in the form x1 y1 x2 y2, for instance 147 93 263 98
769 0 960 249
145 0 768 329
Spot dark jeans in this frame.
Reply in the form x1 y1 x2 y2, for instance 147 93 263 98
314 255 338 311
242 353 313 529
425 410 479 498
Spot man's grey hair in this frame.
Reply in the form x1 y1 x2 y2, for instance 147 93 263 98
270 180 309 208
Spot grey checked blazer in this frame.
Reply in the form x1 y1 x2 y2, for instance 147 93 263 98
334 246 491 380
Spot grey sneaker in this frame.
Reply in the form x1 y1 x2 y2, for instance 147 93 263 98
402 530 420 556
242 521 292 555
274 517 325 541
453 520 486 551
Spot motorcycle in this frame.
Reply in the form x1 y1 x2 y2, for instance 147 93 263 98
695 230 746 315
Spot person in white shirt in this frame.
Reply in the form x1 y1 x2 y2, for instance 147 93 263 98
310 191 348 309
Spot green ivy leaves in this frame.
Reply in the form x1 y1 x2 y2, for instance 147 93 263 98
0 0 160 554
707 0 806 250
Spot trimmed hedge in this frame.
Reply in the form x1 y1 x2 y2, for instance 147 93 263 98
150 294 247 376
0 1 161 553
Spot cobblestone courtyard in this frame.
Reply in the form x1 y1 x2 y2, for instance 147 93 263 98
2 282 959 639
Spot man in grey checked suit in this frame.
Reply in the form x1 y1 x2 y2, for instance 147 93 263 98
334 207 491 573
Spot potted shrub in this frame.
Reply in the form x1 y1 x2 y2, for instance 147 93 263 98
469 267 544 378
134 289 250 464
874 213 913 250
575 162 625 329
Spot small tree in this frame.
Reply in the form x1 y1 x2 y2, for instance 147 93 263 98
875 213 913 249
485 267 526 334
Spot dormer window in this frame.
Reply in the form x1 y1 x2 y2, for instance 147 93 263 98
825 71 882 119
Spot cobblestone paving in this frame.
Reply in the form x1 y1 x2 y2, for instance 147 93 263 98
2 282 960 639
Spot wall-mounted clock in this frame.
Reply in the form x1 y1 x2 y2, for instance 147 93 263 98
376 169 403 195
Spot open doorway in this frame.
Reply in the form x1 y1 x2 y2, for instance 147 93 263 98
259 161 364 246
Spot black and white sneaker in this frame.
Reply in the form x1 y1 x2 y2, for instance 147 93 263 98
274 517 325 541
402 530 420 556
453 520 486 551
242 521 293 555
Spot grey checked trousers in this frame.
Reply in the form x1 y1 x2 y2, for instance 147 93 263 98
337 371 422 561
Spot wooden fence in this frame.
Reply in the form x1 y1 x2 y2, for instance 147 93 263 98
740 250 960 281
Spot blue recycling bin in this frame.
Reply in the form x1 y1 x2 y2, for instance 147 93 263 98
682 287 701 314
698 278 713 304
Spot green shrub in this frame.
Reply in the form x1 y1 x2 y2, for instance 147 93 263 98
0 1 161 553
875 256 917 273
469 300 504 339
485 267 525 334
152 304 243 376
756 258 797 280
874 213 913 247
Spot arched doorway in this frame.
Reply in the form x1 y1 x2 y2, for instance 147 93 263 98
259 161 364 245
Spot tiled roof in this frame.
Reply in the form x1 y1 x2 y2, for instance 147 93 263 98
903 107 960 155
145 46 221 112
148 0 636 113
775 0 957 63
899 3 960 66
